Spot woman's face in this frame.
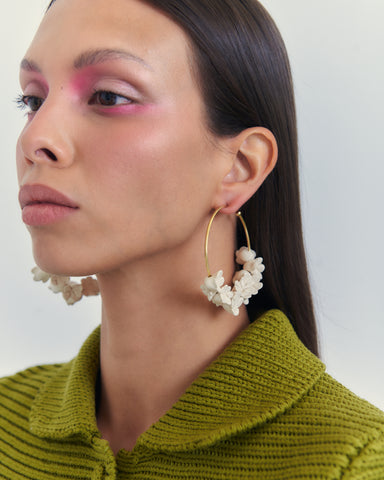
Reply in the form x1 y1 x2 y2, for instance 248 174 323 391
17 0 231 275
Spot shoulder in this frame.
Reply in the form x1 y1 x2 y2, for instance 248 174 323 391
246 310 384 478
0 363 71 472
282 370 384 478
319 374 384 478
0 363 64 393
0 363 65 426
306 369 384 440
0 326 100 416
311 372 384 421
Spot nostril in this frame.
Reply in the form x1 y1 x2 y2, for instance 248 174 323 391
42 148 58 161
35 148 58 162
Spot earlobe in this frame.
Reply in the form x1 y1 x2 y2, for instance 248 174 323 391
217 127 278 214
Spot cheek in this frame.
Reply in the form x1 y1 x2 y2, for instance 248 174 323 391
82 117 200 199
83 124 154 190
78 96 219 233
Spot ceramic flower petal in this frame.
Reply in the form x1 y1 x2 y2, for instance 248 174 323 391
222 300 240 316
81 277 100 296
243 258 264 275
235 247 256 265
217 285 233 305
62 282 83 305
202 243 264 316
201 279 218 301
49 275 70 293
234 274 257 300
31 266 100 305
233 269 250 283
31 267 50 283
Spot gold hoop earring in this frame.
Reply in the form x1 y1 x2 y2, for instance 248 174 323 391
200 207 265 316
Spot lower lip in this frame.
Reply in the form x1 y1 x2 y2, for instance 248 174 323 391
22 203 78 226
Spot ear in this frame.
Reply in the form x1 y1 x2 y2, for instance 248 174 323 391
214 127 278 214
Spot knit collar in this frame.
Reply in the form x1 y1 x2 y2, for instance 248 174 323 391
30 310 325 451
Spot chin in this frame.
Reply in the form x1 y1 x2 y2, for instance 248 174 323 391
34 260 96 278
32 244 97 277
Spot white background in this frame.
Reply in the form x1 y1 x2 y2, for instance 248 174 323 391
0 1 383 409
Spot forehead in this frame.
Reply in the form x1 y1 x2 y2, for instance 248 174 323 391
25 0 192 76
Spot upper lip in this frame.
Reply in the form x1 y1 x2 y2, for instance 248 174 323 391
19 184 79 209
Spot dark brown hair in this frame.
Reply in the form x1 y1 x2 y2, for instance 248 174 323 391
47 0 319 355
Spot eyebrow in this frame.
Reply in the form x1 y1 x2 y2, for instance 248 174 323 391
20 48 152 73
74 48 152 70
20 59 41 73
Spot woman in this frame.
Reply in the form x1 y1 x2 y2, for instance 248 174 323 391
1 0 383 478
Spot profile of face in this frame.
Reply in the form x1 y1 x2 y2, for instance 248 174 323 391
16 0 236 277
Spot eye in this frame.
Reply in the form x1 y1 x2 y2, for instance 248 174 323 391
89 90 133 107
15 94 44 112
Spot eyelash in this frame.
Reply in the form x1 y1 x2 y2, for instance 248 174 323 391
15 94 41 112
89 90 134 107
15 90 134 113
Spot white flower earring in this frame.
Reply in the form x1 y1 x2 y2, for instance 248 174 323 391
31 267 100 305
200 207 265 316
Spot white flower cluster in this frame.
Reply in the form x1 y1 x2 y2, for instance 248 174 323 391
31 267 100 305
200 247 265 316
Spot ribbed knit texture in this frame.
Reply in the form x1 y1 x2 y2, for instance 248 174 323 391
1 309 384 479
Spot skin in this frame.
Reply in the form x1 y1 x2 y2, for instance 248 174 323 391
17 0 277 454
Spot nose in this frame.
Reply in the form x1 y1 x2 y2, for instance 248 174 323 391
18 101 75 168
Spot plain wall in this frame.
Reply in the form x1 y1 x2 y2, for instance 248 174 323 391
0 1 383 409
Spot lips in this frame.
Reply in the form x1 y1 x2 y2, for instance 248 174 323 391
19 184 78 209
19 184 79 226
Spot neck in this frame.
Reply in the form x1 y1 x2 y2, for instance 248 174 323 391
95 215 249 454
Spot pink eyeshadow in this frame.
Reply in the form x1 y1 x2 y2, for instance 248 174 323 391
70 70 97 94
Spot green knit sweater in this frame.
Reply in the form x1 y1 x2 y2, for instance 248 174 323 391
1 310 384 479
